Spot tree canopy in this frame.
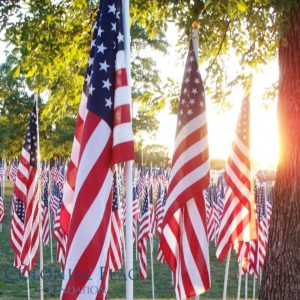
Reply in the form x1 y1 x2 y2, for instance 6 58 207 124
0 0 298 160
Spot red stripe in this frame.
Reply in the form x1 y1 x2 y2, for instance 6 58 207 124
114 68 128 89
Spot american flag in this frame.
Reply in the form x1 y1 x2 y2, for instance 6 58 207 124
11 102 40 275
42 183 50 245
50 165 59 185
0 188 4 224
159 40 211 299
40 162 48 187
109 172 123 272
0 159 6 182
60 1 134 298
9 159 18 183
216 95 256 262
138 187 151 280
257 185 267 271
53 206 67 271
50 183 62 215
57 165 65 192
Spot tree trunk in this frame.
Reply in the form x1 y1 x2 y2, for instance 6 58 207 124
260 2 300 299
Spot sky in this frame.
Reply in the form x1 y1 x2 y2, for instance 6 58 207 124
144 23 279 168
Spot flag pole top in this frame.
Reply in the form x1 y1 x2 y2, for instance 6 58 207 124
192 21 200 30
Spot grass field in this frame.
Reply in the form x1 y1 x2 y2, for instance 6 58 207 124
0 181 259 299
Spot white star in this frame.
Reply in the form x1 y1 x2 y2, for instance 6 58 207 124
85 73 91 83
88 56 94 66
180 109 184 115
189 56 195 62
183 88 188 94
116 11 120 19
117 32 124 43
181 98 186 104
97 43 107 54
105 97 113 109
191 88 198 95
108 3 116 14
194 78 200 84
97 26 104 37
185 77 190 83
93 23 98 31
102 79 111 90
89 84 95 95
111 22 116 32
99 60 110 72
187 66 192 73
200 101 204 107
187 109 193 116
189 99 195 105
91 39 96 48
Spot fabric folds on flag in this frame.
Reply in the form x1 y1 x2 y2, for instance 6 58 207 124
159 40 211 299
11 101 40 275
216 95 257 262
61 1 134 299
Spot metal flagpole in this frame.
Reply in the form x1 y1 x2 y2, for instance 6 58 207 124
123 0 134 299
237 263 242 300
223 249 231 300
245 272 248 300
253 276 256 299
47 164 54 263
27 277 30 300
35 95 44 300
150 236 155 299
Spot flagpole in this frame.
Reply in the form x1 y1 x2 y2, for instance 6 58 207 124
123 0 134 299
253 276 256 299
27 277 30 300
237 263 242 300
223 249 231 300
35 95 44 300
245 272 248 300
150 236 155 299
192 21 201 300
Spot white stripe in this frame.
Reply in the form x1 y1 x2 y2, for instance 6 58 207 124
62 169 113 290
70 137 80 167
174 113 207 150
169 136 208 183
115 50 126 70
113 123 133 147
225 164 251 200
165 161 210 213
21 148 30 162
114 86 130 108
229 150 250 179
18 162 29 179
78 91 88 119
73 119 111 204
233 135 250 157
15 177 27 197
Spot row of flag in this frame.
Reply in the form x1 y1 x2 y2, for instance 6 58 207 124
0 0 277 298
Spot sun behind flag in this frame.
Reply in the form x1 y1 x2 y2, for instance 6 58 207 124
60 0 134 298
160 39 211 299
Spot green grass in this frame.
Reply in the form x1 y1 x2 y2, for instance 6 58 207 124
0 181 259 299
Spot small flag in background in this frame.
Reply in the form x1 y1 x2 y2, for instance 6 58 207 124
42 182 50 245
109 172 123 272
138 188 151 280
160 39 211 299
60 0 134 298
11 101 40 275
0 190 4 224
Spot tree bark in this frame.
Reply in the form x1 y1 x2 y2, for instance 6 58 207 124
260 2 300 299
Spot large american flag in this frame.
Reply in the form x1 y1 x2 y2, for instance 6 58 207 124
60 1 134 298
216 95 256 262
159 40 211 299
11 102 40 275
109 172 123 272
